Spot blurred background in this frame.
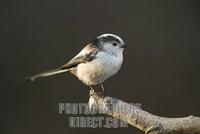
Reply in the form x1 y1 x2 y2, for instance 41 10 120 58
1 0 200 134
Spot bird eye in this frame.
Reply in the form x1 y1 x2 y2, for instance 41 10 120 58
112 43 117 46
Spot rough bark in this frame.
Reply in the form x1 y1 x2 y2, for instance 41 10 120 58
88 90 200 134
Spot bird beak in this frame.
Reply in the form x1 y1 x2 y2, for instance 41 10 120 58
121 45 127 48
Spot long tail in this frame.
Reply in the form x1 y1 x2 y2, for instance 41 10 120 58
26 68 70 82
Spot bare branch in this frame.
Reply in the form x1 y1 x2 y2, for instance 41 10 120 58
89 90 200 134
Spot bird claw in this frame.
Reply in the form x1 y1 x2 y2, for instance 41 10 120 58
89 85 105 97
89 89 96 96
89 89 104 97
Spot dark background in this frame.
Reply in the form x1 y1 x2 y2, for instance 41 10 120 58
1 0 200 134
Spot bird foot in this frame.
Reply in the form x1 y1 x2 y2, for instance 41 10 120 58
89 85 105 97
89 89 104 97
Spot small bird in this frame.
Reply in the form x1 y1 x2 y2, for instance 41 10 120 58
27 33 126 93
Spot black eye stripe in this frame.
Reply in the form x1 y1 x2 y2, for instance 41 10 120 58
102 36 121 43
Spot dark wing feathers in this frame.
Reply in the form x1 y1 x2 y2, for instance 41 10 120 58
59 53 95 69
59 44 98 70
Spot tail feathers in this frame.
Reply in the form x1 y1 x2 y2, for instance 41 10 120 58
26 68 70 82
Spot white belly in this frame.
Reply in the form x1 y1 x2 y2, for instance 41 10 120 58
76 52 123 85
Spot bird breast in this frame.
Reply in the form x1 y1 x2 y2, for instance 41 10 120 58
76 51 123 85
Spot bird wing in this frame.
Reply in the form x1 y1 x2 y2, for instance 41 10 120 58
26 44 99 81
59 44 99 70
